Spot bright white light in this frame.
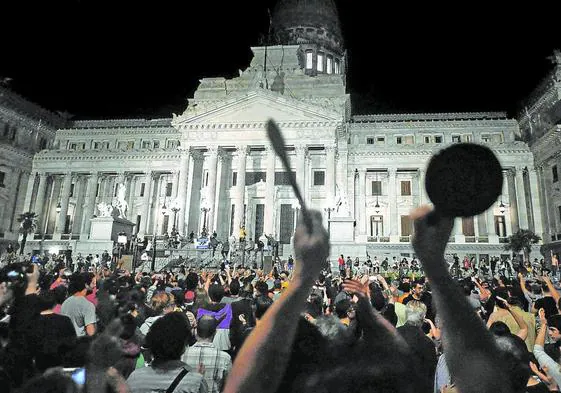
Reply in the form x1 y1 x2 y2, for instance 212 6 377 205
49 247 59 255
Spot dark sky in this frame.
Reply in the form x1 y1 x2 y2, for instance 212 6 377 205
1 0 559 119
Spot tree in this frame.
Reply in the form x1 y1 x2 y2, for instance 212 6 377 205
504 229 541 263
17 212 38 255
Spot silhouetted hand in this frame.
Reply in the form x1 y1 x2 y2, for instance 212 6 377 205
410 206 454 271
293 210 330 282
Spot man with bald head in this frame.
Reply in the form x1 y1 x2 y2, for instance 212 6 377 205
183 315 232 393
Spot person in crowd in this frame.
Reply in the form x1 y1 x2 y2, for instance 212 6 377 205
183 315 232 393
139 291 175 336
61 273 97 337
127 312 208 392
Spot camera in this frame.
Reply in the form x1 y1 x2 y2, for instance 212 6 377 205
0 262 29 292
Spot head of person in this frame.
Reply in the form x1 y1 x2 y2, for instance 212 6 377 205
229 279 240 296
405 300 427 328
68 273 87 296
150 292 174 315
493 334 531 393
196 315 218 341
411 280 423 297
547 315 561 342
255 295 273 320
208 283 225 303
145 312 192 363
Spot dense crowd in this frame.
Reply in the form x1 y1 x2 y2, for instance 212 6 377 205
0 207 560 393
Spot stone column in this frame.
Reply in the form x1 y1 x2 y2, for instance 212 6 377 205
515 166 529 229
264 146 276 236
80 172 99 240
418 168 428 205
22 172 36 213
72 175 86 235
325 144 336 204
176 153 190 235
185 150 203 236
53 173 72 240
506 169 519 232
537 166 551 240
358 169 366 236
205 146 219 233
388 168 398 241
34 173 49 232
527 167 544 237
140 171 153 235
127 175 137 220
454 217 465 243
6 169 24 233
295 144 307 207
233 145 249 234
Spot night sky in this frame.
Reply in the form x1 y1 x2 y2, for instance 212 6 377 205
1 0 559 119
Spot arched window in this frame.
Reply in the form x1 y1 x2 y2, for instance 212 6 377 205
334 58 340 74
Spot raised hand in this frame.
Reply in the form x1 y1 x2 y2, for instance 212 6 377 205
342 278 371 300
293 210 330 282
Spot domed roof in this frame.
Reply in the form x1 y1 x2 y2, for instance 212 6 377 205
271 0 343 53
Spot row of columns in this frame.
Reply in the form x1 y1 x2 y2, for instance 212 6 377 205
353 165 542 241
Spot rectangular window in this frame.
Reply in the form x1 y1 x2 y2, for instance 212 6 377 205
153 140 160 149
230 205 235 236
96 183 100 197
245 171 266 186
306 51 313 69
462 216 475 236
69 184 75 198
140 183 146 197
452 135 461 143
10 128 16 141
462 134 472 142
166 140 179 149
492 133 504 143
279 204 295 244
376 136 385 144
553 165 558 183
102 141 110 149
400 181 411 196
403 135 414 144
367 137 374 145
161 215 169 235
232 172 237 187
255 204 265 239
434 135 442 143
481 134 491 143
69 143 77 150
0 171 5 187
166 182 173 197
93 142 101 149
424 136 431 144
313 171 325 186
401 215 413 237
371 180 382 196
136 215 141 235
142 141 151 149
317 52 324 72
396 136 402 144
334 58 340 74
326 55 333 74
274 171 296 185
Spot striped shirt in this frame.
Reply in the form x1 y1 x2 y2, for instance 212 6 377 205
127 360 208 393
182 341 232 393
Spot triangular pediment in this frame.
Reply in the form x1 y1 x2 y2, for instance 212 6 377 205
173 89 342 126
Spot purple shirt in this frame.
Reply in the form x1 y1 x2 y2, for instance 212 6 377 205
197 304 232 329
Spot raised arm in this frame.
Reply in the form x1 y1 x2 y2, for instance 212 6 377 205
224 211 330 393
542 276 561 304
497 297 528 340
411 206 514 393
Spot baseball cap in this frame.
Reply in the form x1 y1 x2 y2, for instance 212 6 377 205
185 290 195 302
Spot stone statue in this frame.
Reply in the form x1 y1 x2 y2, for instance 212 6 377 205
112 183 128 219
334 184 351 217
96 202 113 217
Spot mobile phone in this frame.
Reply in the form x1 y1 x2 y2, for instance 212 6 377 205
63 367 86 386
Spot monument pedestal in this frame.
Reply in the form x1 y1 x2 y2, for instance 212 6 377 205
76 217 136 255
329 217 355 243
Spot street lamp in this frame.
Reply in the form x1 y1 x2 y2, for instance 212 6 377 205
55 201 62 214
200 201 211 238
170 199 181 243
151 200 167 272
499 200 506 214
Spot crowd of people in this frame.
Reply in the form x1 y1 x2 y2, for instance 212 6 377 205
0 206 560 393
